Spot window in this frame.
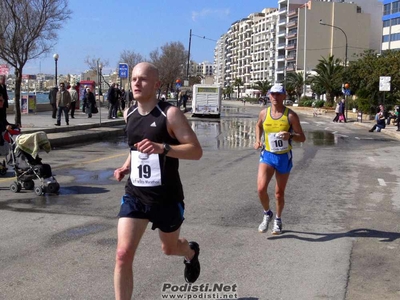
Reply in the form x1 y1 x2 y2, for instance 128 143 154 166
392 17 400 26
383 20 391 27
384 3 391 15
393 1 400 14
390 33 400 41
383 35 390 43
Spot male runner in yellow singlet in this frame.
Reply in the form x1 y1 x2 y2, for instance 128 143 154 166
254 84 306 234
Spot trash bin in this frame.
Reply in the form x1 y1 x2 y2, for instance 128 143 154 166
352 108 357 113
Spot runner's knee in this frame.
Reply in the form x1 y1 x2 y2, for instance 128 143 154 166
115 247 134 264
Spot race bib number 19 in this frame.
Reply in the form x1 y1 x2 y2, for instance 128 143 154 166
130 150 161 187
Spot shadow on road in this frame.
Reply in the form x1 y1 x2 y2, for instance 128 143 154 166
268 228 400 242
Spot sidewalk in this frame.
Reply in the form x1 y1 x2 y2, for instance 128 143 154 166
6 107 126 147
290 106 400 140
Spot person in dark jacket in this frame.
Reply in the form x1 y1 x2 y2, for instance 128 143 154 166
85 88 96 118
0 94 18 146
48 86 58 119
0 75 9 121
107 83 117 119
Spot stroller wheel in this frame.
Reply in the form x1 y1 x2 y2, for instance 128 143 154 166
23 180 35 190
10 182 22 193
47 182 59 194
34 186 44 196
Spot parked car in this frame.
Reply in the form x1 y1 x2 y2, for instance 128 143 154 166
284 99 293 106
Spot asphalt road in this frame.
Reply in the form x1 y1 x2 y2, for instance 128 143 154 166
0 105 400 300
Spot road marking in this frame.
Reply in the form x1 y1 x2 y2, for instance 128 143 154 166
378 178 387 186
368 157 375 162
355 137 373 140
315 122 326 124
332 131 338 134
300 121 309 124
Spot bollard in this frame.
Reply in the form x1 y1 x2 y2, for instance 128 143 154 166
357 111 363 123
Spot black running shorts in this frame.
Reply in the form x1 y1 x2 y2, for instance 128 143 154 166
118 194 185 233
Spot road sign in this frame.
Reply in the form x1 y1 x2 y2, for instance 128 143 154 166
379 76 391 91
118 63 129 79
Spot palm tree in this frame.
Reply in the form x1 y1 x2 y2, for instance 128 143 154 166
224 86 234 100
311 55 344 106
233 78 244 99
286 72 305 101
253 80 272 97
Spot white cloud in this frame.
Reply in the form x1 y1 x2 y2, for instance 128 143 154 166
191 8 230 21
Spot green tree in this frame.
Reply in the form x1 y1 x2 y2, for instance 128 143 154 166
224 86 234 100
253 80 272 97
286 72 305 100
311 55 344 106
346 49 400 113
0 0 72 125
233 78 244 99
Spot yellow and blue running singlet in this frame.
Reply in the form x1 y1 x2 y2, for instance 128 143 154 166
262 106 292 154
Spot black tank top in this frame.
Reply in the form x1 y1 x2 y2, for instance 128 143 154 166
124 101 184 205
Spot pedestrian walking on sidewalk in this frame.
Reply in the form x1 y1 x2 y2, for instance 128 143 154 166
339 98 346 123
113 62 203 300
107 83 118 119
69 84 78 118
254 84 305 235
333 100 340 122
49 86 58 119
85 88 96 118
55 82 71 126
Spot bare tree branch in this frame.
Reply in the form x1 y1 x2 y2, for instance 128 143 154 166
0 0 72 125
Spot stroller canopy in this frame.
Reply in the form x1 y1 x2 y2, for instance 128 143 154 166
15 131 51 159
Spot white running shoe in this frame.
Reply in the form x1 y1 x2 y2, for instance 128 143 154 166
258 212 273 233
271 219 282 235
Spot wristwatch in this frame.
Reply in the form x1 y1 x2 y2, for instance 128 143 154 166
163 143 171 155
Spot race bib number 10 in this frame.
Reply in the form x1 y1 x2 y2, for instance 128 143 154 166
268 133 289 152
130 150 161 187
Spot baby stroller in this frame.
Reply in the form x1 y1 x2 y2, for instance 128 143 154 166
5 129 60 196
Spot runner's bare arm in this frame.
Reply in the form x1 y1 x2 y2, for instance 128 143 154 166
114 152 131 181
288 111 306 142
254 109 266 149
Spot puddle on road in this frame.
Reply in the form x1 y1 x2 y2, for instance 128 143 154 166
306 131 337 146
189 120 339 150
66 169 114 184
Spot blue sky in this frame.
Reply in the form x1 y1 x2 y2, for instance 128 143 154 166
23 0 279 76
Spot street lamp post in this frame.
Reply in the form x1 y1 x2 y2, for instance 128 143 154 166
98 61 103 125
53 53 59 86
319 20 348 119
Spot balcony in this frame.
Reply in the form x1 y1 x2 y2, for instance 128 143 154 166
286 32 297 39
286 54 296 61
287 10 297 17
285 44 296 50
277 43 286 49
277 55 285 61
287 21 297 28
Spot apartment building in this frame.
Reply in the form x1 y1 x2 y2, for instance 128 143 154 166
214 0 382 95
382 0 400 50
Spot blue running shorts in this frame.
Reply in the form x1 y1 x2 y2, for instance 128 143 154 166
118 194 185 233
259 149 293 174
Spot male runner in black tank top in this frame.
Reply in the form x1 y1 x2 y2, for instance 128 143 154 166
113 62 203 300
